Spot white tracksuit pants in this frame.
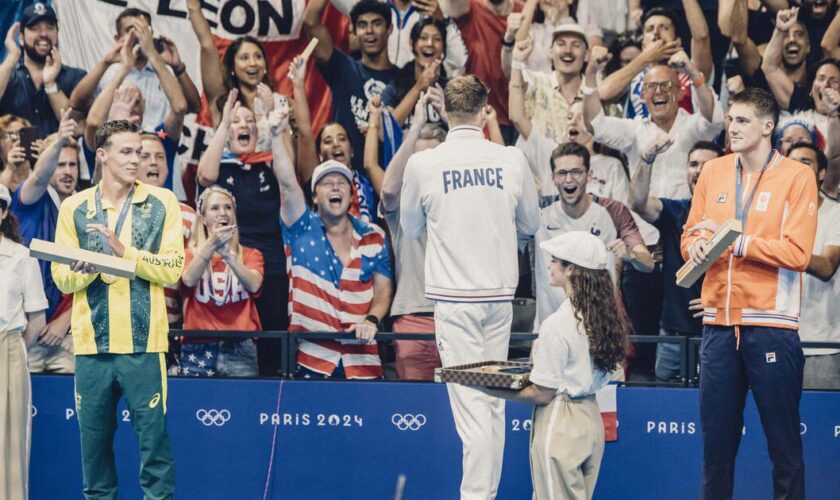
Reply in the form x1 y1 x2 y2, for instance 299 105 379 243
435 301 513 500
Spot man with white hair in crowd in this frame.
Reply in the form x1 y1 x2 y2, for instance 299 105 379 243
598 2 712 119
583 45 722 202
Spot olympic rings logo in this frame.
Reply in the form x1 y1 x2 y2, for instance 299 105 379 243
391 413 427 431
195 409 231 427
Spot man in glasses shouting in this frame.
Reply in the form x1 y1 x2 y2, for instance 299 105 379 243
583 45 723 203
533 142 654 328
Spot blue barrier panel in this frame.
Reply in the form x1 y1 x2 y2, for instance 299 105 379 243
30 376 840 499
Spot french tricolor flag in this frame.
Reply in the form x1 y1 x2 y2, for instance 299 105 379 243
597 384 618 442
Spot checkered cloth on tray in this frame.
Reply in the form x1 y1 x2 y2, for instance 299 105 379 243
435 361 532 389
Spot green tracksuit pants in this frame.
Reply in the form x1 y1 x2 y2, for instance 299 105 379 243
74 353 175 500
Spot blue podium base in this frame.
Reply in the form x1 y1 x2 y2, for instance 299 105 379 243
30 376 840 499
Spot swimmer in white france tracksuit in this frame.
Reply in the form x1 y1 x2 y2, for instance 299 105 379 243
400 77 540 499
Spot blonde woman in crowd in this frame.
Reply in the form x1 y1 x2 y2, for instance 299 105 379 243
179 186 264 377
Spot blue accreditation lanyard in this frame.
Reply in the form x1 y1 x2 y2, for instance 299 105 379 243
735 150 776 228
94 184 134 256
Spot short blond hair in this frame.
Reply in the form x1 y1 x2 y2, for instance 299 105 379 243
0 114 31 132
94 120 140 150
444 75 488 120
140 132 164 146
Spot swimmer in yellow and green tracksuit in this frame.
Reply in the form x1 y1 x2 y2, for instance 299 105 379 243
52 121 184 500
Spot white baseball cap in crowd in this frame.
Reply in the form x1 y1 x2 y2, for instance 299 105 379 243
552 23 589 48
311 160 354 191
539 231 608 270
0 184 11 207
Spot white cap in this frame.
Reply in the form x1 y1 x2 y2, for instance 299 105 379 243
0 184 10 206
311 160 354 191
539 231 608 270
552 23 589 47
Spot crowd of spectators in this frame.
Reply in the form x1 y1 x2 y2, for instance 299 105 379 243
1 0 839 389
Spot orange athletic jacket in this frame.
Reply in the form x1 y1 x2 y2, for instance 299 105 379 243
680 150 818 330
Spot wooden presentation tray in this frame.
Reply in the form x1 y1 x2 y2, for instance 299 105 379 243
435 361 532 390
29 238 136 279
676 219 742 288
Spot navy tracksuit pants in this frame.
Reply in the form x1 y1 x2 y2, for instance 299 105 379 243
699 325 805 500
